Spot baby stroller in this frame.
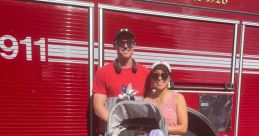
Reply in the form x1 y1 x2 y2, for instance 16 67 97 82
106 101 168 136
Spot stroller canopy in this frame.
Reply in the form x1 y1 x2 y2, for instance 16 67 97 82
107 101 167 136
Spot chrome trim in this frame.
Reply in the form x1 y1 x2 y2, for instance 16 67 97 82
34 0 94 7
242 21 259 26
234 21 259 136
89 7 94 97
98 8 104 67
88 6 94 136
231 24 238 85
177 90 234 94
98 4 239 24
234 24 245 136
173 86 234 92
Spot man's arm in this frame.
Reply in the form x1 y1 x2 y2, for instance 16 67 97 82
93 93 109 122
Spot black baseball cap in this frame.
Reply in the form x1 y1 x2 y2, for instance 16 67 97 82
114 28 135 42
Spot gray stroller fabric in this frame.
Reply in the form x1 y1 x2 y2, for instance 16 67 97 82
107 101 168 136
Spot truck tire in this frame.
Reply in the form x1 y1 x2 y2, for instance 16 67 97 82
183 108 218 136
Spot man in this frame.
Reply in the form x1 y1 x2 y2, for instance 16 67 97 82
92 28 150 133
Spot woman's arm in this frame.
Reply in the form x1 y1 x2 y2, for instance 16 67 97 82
168 93 188 135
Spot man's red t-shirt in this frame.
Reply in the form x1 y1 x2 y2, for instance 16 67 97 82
93 62 149 97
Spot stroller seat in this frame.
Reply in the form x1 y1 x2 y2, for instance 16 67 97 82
118 118 159 136
107 101 167 136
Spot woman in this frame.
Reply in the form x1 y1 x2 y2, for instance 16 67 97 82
144 61 188 136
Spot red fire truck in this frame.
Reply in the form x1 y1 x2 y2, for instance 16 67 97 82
1 0 259 136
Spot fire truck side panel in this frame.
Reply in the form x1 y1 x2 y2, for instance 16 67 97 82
97 1 259 136
1 0 259 136
102 9 234 85
99 4 238 136
238 24 259 136
0 1 91 135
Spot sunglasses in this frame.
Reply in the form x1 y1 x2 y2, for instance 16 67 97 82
115 40 135 48
151 72 169 80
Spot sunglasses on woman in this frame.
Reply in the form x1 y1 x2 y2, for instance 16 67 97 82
151 72 169 80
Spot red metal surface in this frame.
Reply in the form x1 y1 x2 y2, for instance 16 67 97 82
0 1 89 135
99 1 259 136
103 10 233 86
238 26 259 136
100 0 259 15
101 6 235 136
238 74 259 136
144 0 259 15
